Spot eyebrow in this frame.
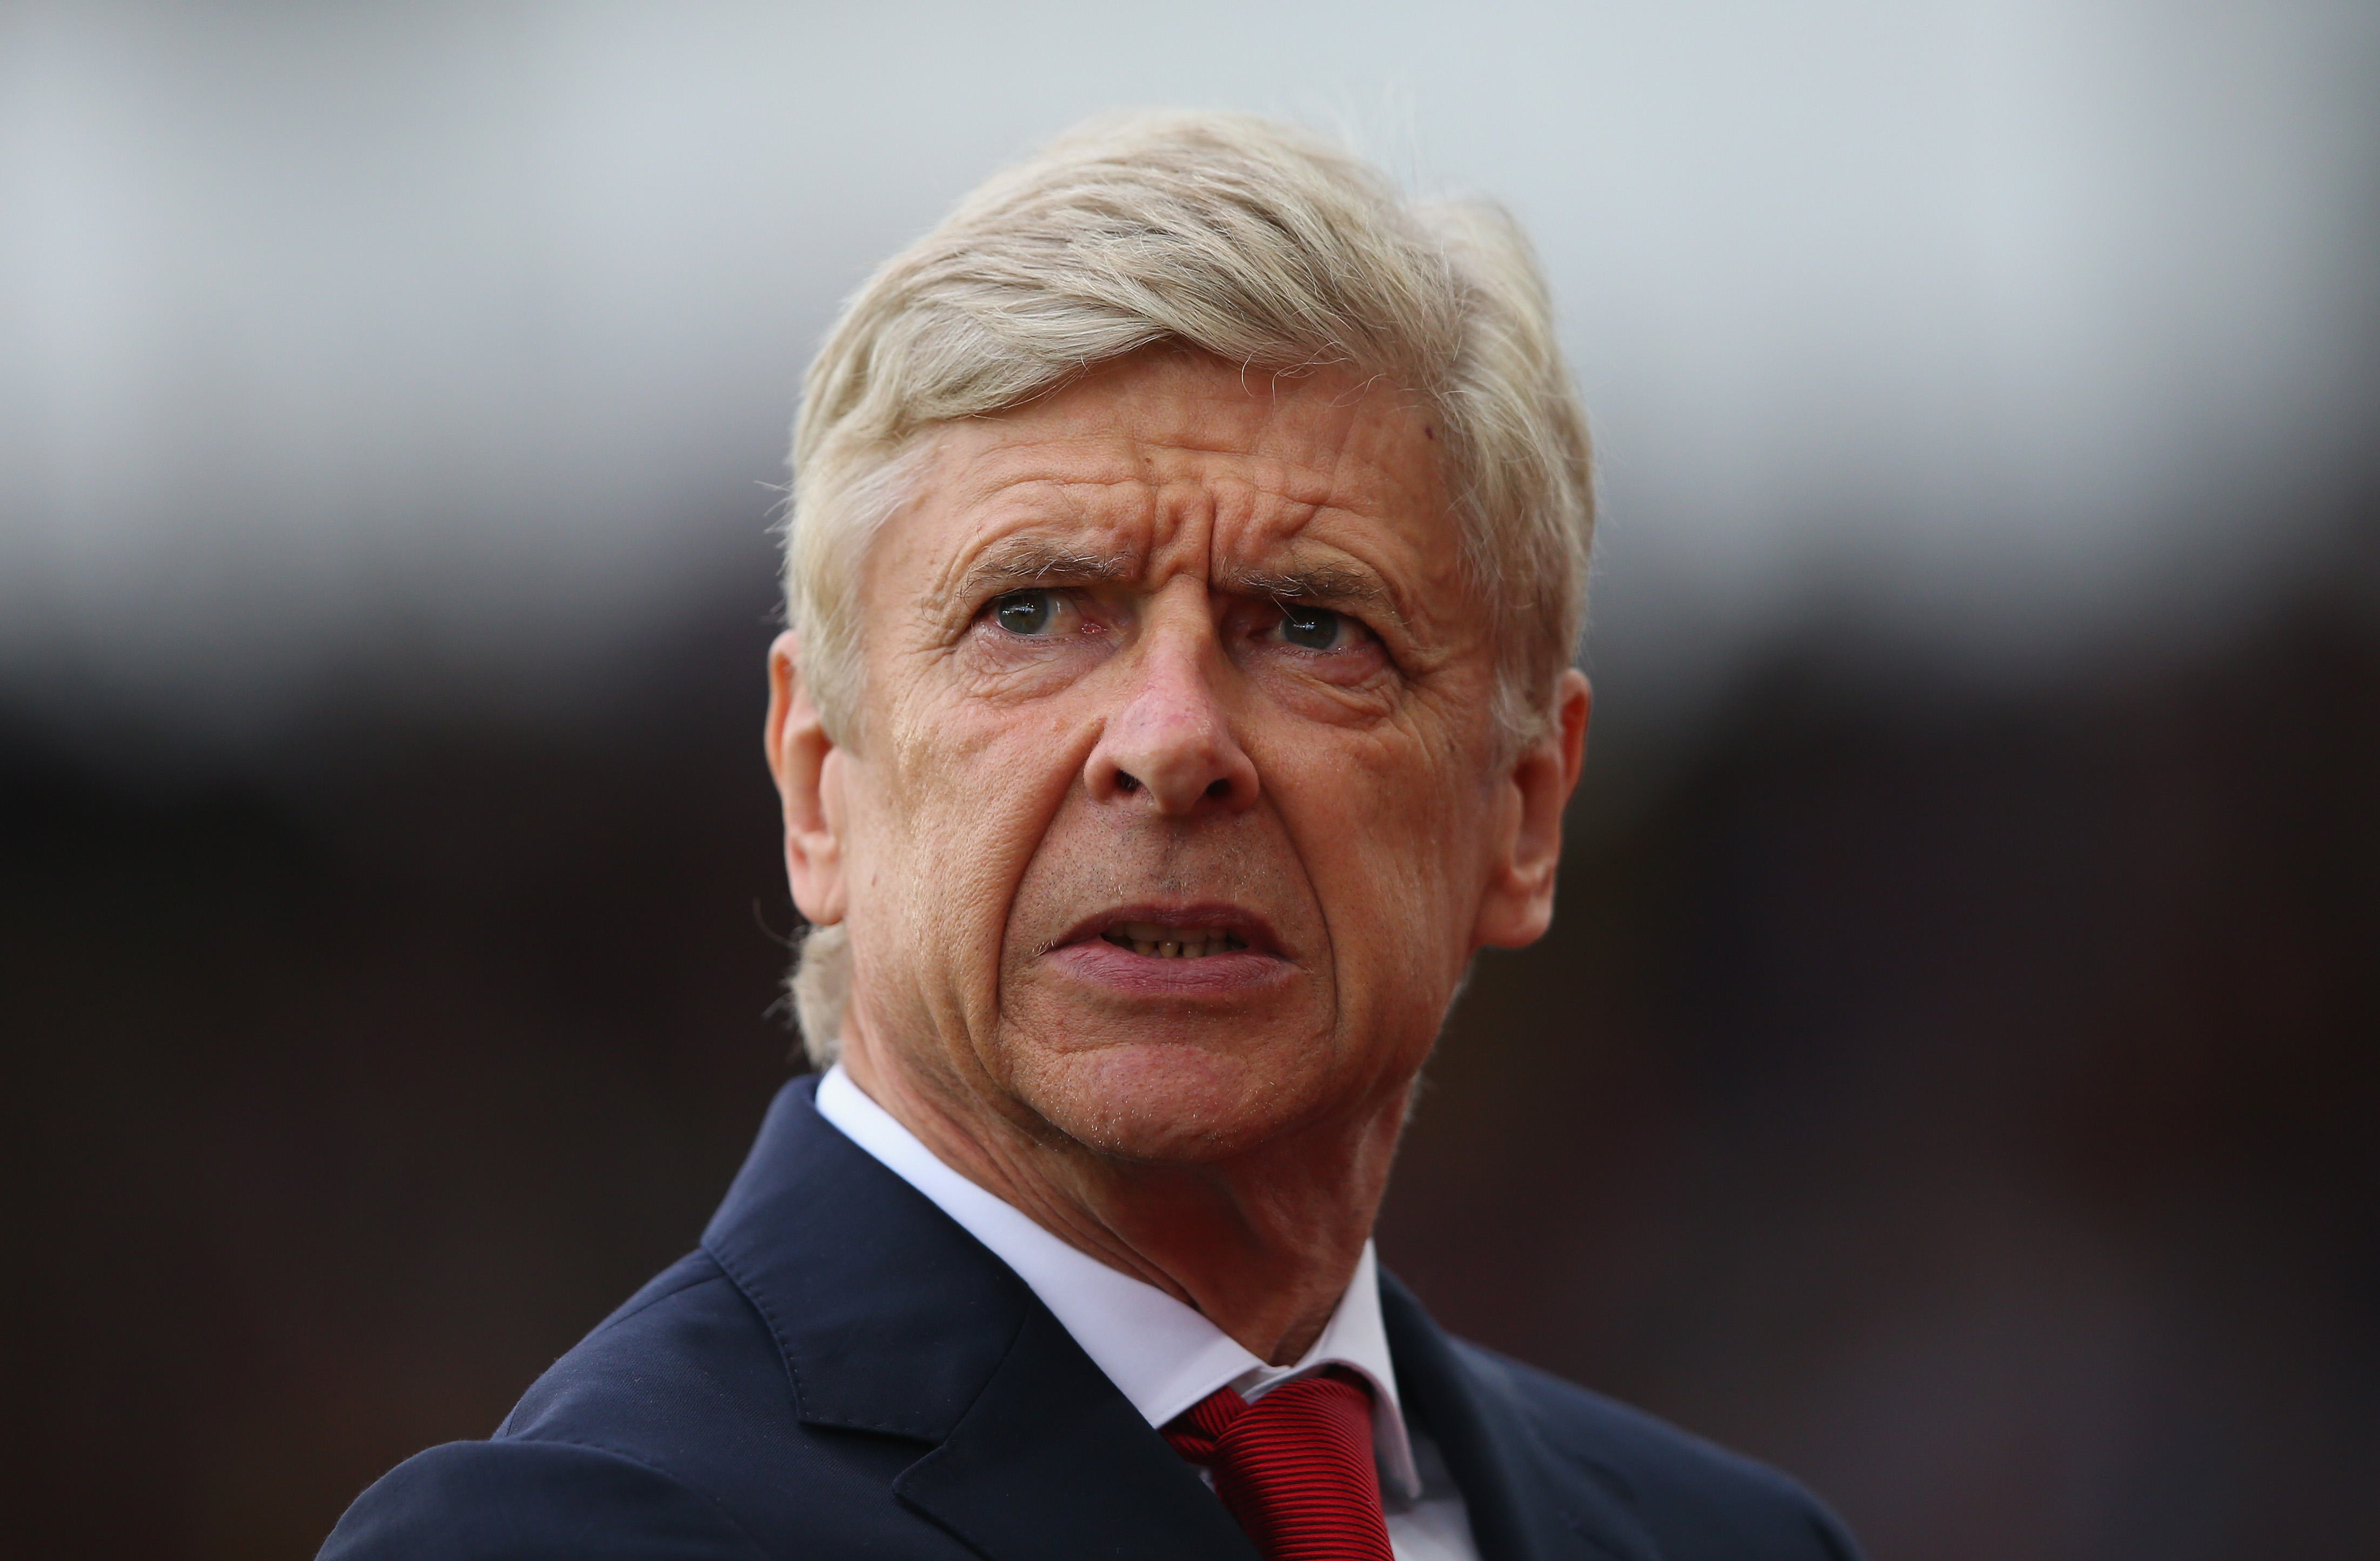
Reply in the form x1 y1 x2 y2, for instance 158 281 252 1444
945 538 1407 633
1221 563 1396 617
950 540 1136 605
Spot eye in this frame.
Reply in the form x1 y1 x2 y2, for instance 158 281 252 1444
1277 604 1349 651
991 589 1064 636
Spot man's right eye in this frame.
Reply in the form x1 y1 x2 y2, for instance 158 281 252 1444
991 589 1061 636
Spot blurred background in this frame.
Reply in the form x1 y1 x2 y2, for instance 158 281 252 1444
3 2 2375 1557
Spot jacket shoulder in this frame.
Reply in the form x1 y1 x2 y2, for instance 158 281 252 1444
316 1437 767 1559
323 1252 803 1558
1451 1339 1863 1561
496 1250 793 1453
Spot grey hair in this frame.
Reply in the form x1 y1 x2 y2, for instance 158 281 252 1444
778 109 1593 1065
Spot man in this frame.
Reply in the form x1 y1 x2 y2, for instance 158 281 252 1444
323 111 1860 1560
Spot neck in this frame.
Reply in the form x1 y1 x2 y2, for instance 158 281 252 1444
838 1038 1407 1366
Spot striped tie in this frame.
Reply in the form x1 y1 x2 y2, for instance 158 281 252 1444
1161 1369 1395 1561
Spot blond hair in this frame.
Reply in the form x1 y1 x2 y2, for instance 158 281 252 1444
780 110 1593 1063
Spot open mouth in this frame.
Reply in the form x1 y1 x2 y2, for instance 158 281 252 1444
1100 922 1251 960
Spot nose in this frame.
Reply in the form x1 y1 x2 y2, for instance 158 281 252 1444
1084 610 1260 817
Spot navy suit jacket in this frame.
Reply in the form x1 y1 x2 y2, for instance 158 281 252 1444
322 1076 1860 1560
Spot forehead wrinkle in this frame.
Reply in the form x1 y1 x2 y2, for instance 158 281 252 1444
1138 442 1347 521
906 459 1154 612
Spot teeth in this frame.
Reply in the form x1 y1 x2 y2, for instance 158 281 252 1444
1105 922 1249 958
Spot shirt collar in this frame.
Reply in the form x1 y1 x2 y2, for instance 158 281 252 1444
814 1064 1421 1499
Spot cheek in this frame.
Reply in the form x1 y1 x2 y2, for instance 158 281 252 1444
1265 715 1493 975
858 704 1085 954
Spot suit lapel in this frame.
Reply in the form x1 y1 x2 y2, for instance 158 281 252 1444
701 1077 1253 1561
701 1076 1020 1442
1381 1273 1662 1561
894 1303 1260 1561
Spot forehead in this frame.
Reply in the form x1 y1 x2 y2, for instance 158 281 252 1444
880 349 1462 606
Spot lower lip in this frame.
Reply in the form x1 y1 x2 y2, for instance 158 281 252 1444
1044 937 1289 997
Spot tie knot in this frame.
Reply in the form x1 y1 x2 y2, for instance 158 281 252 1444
1162 1370 1393 1561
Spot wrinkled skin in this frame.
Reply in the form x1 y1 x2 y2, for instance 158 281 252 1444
767 346 1589 1362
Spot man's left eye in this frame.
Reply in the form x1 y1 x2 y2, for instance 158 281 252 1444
1278 605 1349 651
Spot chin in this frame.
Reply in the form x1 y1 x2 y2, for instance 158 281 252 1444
1005 1038 1343 1164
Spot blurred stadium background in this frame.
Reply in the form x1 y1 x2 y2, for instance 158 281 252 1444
3 3 2375 1557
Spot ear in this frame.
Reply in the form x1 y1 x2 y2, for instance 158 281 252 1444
1472 668 1592 950
765 630 848 928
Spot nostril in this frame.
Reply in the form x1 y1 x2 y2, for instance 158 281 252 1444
1205 778 1231 800
1115 771 1142 794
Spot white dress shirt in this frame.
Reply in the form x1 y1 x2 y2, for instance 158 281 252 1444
815 1065 1479 1561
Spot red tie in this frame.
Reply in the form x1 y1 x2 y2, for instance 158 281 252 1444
1162 1369 1395 1561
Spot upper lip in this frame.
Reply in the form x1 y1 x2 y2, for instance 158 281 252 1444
1054 902 1283 957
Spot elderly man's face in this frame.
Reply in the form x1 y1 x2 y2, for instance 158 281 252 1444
774 348 1580 1163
